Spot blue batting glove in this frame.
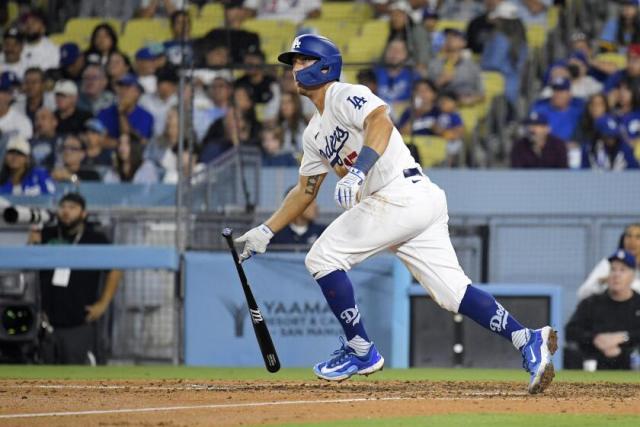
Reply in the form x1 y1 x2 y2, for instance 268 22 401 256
334 167 365 210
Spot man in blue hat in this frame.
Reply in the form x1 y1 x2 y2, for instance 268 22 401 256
134 45 165 94
97 73 154 143
566 249 640 370
59 43 85 83
511 111 567 168
530 76 585 141
580 114 639 170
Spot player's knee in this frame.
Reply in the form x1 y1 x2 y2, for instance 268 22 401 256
305 242 338 280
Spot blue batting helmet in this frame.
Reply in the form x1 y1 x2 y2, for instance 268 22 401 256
278 34 342 87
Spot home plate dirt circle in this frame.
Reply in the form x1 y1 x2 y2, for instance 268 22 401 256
1 380 639 426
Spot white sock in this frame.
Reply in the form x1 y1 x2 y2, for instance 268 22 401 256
511 328 531 350
348 335 371 357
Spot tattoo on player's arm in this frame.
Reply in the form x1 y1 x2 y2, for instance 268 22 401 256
304 175 321 195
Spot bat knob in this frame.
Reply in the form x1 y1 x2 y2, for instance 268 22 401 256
222 227 233 238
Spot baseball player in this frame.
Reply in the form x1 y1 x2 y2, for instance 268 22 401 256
236 34 557 394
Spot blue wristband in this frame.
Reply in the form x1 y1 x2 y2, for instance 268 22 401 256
353 146 380 175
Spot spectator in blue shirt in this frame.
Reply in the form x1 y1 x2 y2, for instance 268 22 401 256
164 10 194 68
97 73 154 146
480 1 528 112
397 78 440 136
598 0 640 53
271 186 326 250
373 38 420 110
0 134 54 195
260 126 298 167
531 77 586 142
436 90 465 167
581 115 639 170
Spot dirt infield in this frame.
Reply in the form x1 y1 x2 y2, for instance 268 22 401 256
1 379 639 426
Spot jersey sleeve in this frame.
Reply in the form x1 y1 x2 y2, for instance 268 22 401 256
299 125 330 177
333 84 388 131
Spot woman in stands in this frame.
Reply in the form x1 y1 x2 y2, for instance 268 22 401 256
106 51 133 92
103 132 158 184
574 93 611 145
85 23 120 66
599 0 640 53
276 91 307 156
0 134 54 195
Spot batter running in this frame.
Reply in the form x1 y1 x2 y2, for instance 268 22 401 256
236 34 557 394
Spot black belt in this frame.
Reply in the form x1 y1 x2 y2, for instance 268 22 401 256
403 168 423 178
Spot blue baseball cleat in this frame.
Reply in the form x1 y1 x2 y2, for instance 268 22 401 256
521 326 558 394
313 337 385 381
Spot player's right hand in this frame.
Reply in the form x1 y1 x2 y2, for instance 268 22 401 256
234 224 274 262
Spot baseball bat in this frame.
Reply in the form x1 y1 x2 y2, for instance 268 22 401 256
222 228 281 373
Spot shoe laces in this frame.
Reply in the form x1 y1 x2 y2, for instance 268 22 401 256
326 337 354 368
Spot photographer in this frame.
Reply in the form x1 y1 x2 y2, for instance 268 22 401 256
29 193 122 364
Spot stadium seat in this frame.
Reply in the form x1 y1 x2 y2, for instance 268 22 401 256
64 18 121 38
526 24 546 50
7 1 18 25
482 71 505 99
122 19 172 57
405 135 447 168
344 36 384 63
200 3 224 21
301 19 360 52
191 17 222 38
242 19 296 57
594 52 627 69
435 20 467 32
321 2 374 22
547 6 560 31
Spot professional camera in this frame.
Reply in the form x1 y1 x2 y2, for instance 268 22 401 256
2 206 55 225
0 271 41 363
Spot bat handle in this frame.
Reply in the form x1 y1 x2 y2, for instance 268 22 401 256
222 228 234 248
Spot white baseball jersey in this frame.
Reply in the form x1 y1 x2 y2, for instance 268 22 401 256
301 82 471 312
300 82 419 198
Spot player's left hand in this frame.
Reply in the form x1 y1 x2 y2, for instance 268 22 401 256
335 167 365 210
235 224 274 262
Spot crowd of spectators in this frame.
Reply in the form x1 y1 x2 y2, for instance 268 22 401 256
1 0 639 196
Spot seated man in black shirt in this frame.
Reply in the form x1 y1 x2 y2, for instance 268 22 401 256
31 193 122 364
270 186 326 250
565 250 640 370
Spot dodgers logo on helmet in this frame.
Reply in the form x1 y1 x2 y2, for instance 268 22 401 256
278 34 342 87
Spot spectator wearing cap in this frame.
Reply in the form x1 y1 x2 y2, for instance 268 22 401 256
78 64 115 115
163 9 194 68
0 27 28 79
435 90 465 167
598 0 640 54
98 74 154 144
54 80 93 136
59 43 85 83
604 43 640 92
0 134 54 195
578 224 640 301
235 49 281 122
385 1 432 73
51 134 101 182
0 73 32 140
531 77 586 142
427 27 484 107
373 38 420 110
137 0 184 18
397 78 441 136
82 118 112 169
30 107 62 170
244 0 320 24
511 111 567 168
20 10 60 71
140 66 179 138
15 67 55 126
195 3 260 66
134 45 166 94
84 24 119 67
480 1 528 111
565 249 640 370
103 132 159 184
581 114 639 170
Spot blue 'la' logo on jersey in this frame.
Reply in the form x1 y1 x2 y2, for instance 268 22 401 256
319 126 350 167
347 96 367 110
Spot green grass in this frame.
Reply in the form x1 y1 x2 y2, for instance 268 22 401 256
1 365 639 383
276 414 640 427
